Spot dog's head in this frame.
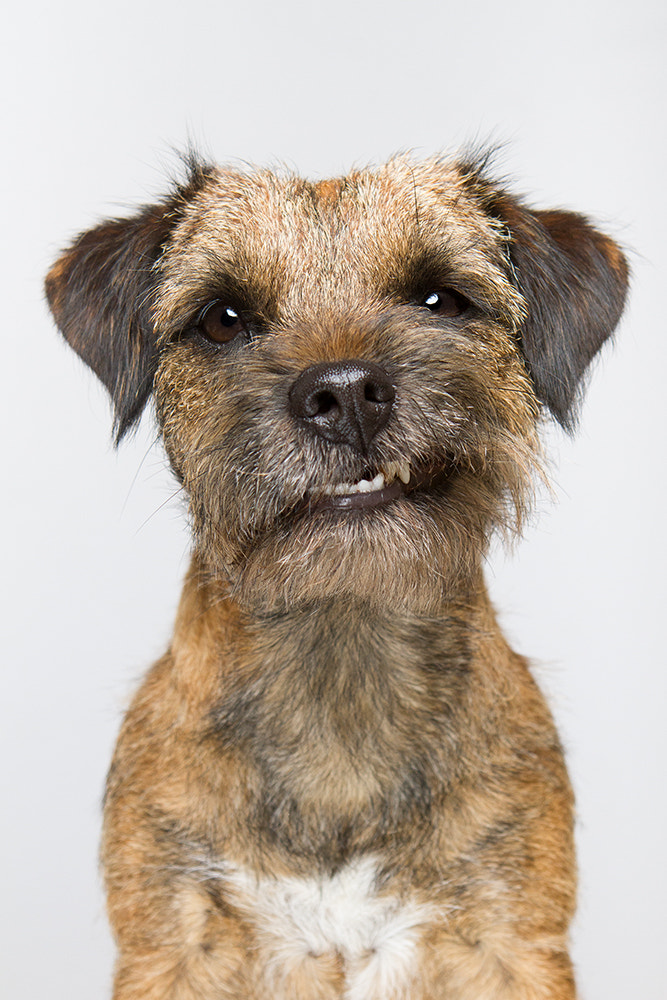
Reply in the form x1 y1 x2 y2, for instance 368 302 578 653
46 154 628 611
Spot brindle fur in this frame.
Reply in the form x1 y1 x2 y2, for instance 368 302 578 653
46 153 628 999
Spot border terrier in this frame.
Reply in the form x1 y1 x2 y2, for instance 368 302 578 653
46 152 628 999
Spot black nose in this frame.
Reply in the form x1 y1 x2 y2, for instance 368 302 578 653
288 360 395 453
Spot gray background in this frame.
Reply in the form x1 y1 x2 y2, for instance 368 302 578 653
2 1 665 997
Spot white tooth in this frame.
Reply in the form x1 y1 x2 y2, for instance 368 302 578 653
398 462 411 484
323 471 392 497
356 473 385 494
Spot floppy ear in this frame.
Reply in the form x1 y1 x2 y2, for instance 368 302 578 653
476 184 629 429
45 159 211 442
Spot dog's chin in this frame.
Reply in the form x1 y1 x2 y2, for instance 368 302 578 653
219 470 492 615
193 435 534 615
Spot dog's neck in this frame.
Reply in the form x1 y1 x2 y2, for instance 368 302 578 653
172 554 495 676
170 554 505 730
169 557 508 868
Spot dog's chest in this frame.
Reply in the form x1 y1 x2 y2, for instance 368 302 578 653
222 856 432 998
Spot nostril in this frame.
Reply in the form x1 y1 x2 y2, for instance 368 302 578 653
312 390 338 416
364 380 394 405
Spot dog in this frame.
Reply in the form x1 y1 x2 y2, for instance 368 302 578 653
46 152 628 999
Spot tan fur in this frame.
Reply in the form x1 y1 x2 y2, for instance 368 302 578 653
46 154 628 998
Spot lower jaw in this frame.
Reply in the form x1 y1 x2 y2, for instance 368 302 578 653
227 494 479 617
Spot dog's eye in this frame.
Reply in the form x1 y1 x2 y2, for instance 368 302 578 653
421 290 469 318
198 300 247 344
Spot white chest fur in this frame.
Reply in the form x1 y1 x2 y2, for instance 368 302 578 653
221 856 433 998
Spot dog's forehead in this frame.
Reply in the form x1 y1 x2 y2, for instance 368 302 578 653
157 157 510 327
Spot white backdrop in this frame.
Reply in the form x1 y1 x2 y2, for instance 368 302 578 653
2 1 665 997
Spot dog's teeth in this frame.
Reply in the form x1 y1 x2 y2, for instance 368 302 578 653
321 464 409 498
324 472 389 497
381 461 410 486
356 473 384 493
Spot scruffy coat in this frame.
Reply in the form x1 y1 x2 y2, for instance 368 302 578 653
46 154 628 999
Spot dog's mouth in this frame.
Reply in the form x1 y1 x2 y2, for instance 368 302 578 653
307 459 451 512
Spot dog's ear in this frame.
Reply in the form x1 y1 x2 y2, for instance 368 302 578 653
501 199 628 428
46 159 211 442
46 205 173 441
466 172 629 429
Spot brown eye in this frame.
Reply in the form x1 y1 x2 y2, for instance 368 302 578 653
198 300 247 344
422 290 469 318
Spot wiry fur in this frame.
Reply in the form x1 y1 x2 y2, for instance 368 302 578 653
46 152 628 999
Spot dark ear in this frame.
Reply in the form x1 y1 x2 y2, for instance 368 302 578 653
45 158 211 442
46 205 173 441
480 188 629 429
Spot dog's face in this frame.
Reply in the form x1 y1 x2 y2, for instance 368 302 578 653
46 155 628 611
